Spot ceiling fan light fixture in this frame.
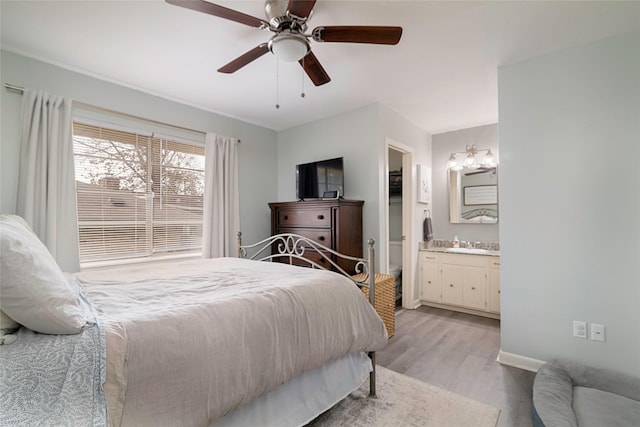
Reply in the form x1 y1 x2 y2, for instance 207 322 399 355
269 33 310 62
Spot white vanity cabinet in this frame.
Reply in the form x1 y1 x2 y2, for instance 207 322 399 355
419 250 500 318
419 252 440 302
441 264 464 305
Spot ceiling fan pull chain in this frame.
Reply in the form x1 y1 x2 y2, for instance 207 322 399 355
301 56 306 99
275 58 280 109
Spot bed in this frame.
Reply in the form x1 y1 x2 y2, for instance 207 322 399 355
0 215 388 427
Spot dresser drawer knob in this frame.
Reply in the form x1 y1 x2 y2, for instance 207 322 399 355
472 287 476 290
317 214 324 220
283 215 289 220
449 284 453 287
318 236 325 241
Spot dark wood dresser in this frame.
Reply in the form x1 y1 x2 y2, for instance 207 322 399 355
269 199 364 274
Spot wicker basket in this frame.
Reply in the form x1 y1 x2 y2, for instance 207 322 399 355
352 273 395 338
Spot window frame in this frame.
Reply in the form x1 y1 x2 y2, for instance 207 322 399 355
72 115 206 268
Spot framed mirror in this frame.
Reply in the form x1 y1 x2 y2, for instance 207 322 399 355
449 167 498 224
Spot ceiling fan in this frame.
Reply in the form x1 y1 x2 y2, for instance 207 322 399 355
166 0 403 86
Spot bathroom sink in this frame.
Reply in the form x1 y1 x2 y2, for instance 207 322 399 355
445 247 491 255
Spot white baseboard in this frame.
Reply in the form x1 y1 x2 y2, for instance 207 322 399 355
496 349 546 372
418 301 500 320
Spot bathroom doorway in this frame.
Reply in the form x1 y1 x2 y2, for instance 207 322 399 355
385 141 413 310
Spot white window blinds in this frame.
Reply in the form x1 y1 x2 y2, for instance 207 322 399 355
72 122 205 263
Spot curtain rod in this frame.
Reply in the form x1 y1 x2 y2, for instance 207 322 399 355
4 83 24 93
3 82 240 142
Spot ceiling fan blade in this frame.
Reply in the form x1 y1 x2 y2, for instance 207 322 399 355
218 44 270 73
299 52 331 86
313 26 403 45
166 0 268 28
287 0 317 19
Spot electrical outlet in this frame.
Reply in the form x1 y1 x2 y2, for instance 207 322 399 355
573 320 587 339
591 324 606 342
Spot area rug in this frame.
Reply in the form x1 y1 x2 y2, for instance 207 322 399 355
307 366 500 427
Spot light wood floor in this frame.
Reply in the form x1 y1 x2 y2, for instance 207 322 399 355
376 306 536 427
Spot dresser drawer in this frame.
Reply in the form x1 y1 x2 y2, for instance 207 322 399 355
295 250 332 269
273 250 333 269
277 227 332 247
277 208 331 227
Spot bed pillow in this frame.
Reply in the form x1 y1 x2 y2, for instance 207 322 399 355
0 215 87 334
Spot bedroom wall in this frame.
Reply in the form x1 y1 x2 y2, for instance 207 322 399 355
276 103 430 304
498 31 640 376
0 50 278 249
276 103 382 256
431 124 499 243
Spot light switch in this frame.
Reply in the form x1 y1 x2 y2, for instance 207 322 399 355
573 321 587 339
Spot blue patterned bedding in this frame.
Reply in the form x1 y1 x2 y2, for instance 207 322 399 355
0 283 107 426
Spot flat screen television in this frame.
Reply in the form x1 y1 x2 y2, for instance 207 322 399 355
296 157 344 200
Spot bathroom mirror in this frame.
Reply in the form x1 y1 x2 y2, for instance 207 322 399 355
448 167 498 224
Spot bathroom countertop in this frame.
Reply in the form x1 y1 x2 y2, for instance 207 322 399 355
419 247 500 257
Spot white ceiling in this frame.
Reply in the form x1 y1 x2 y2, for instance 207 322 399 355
2 1 639 134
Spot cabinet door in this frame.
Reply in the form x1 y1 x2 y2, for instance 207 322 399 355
441 265 464 306
488 260 501 313
420 259 440 302
462 267 486 310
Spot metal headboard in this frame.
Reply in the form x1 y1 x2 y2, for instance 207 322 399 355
237 232 375 296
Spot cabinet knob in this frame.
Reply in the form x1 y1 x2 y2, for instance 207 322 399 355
319 258 326 263
449 284 453 287
428 281 431 284
283 215 289 220
318 236 325 241
317 214 324 220
498 290 501 294
472 287 476 290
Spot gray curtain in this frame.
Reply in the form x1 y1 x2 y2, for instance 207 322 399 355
16 89 80 272
203 133 240 258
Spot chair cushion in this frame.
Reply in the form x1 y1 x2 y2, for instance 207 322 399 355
573 386 640 427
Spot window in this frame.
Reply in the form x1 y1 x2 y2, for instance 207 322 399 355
72 121 205 264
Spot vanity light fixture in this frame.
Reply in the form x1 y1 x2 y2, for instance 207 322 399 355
447 144 497 170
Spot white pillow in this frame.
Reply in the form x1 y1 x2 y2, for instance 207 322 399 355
0 214 87 334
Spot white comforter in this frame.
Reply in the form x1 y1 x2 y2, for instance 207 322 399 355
77 257 388 427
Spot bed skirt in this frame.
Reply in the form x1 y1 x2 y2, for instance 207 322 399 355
213 352 372 427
